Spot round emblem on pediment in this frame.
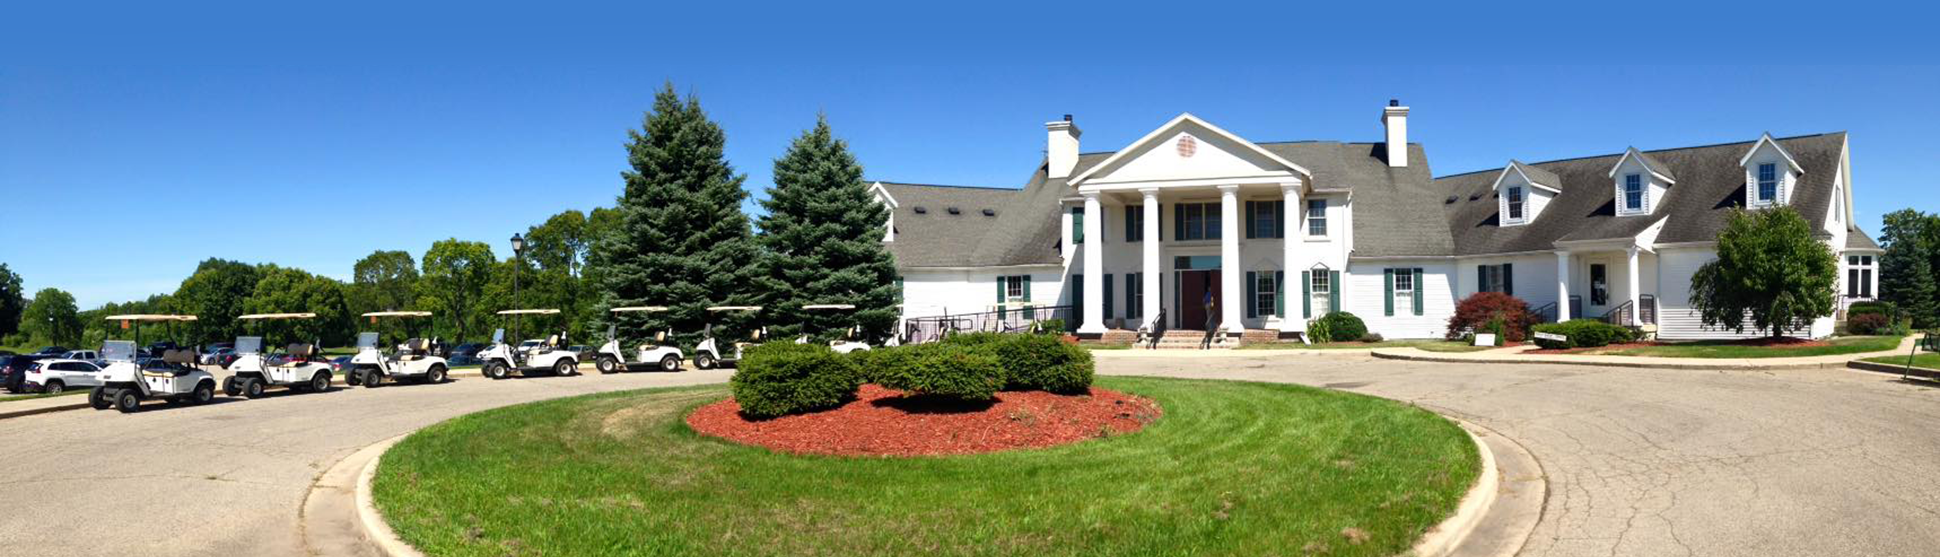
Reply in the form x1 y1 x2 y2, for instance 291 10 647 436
1177 134 1197 158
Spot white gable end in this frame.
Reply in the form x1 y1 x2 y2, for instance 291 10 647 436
1609 156 1667 216
1071 114 1308 190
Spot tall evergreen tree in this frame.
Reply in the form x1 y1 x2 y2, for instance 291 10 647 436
1879 209 1940 328
0 263 24 339
753 115 899 342
591 84 759 348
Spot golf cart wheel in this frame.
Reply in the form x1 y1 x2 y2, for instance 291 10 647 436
554 359 575 376
485 362 508 380
310 373 331 392
346 371 362 386
695 353 717 370
44 381 64 395
114 389 141 413
222 377 240 396
191 382 214 404
241 378 266 399
597 356 619 374
363 370 383 388
89 387 112 410
426 365 447 384
660 354 680 372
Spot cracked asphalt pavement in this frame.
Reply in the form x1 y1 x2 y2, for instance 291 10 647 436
3 355 1938 556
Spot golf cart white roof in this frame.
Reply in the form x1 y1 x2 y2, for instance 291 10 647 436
362 311 432 317
103 314 199 322
802 304 856 310
238 312 317 320
706 306 762 312
496 309 561 315
610 306 670 313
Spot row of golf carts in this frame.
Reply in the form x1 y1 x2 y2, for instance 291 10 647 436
85 304 879 413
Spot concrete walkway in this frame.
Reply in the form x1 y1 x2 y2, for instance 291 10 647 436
1369 335 1920 371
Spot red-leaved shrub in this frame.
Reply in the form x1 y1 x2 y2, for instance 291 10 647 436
1446 292 1537 342
1846 313 1891 336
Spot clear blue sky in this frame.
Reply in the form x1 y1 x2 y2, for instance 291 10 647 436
4 3 1936 308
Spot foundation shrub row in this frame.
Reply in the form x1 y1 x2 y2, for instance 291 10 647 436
731 332 1096 418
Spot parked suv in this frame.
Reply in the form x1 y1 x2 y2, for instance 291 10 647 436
23 359 104 394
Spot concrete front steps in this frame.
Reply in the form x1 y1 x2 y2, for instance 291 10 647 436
1094 329 1296 350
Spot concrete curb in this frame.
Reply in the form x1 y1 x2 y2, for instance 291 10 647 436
0 399 89 420
301 433 419 557
1846 359 1940 380
1411 416 1546 557
1093 348 1375 357
355 436 425 557
1374 347 1872 371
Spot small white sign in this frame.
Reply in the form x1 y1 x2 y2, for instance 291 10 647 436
1473 333 1497 347
1533 332 1568 342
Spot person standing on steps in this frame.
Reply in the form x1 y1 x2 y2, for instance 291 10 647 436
1199 289 1218 349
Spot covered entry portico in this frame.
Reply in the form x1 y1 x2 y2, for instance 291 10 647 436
1065 114 1320 341
1553 239 1659 327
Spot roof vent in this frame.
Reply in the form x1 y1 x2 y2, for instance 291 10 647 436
982 208 996 217
1468 193 1481 201
1444 195 1457 205
947 207 961 215
913 206 927 214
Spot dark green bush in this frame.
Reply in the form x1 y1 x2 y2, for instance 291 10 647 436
729 342 862 419
940 331 1007 347
1314 312 1368 343
1530 319 1638 349
987 333 1094 394
1848 301 1896 317
1847 313 1892 335
1033 318 1067 334
874 344 1003 401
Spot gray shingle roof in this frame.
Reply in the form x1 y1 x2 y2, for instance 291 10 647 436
1847 225 1881 250
1437 132 1848 255
1508 160 1562 189
877 182 1033 267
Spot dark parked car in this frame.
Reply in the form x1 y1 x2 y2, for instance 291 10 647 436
3 354 58 393
32 346 68 356
329 355 353 375
146 341 180 356
446 343 486 366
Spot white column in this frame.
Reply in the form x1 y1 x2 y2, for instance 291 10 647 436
1555 251 1572 321
1219 185 1243 336
1279 180 1304 333
1626 246 1641 326
1078 192 1107 335
1140 189 1161 330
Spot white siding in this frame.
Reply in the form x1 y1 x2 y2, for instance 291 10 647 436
1346 261 1458 339
899 268 1064 321
1454 254 1562 312
1655 248 1760 340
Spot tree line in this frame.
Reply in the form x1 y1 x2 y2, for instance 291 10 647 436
2 83 898 351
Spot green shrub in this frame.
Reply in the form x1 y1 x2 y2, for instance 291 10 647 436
1849 301 1896 317
729 342 862 419
1033 318 1067 334
987 333 1094 394
1314 312 1368 343
940 331 1006 347
1530 319 1638 349
1847 313 1892 336
874 344 1004 401
1359 332 1384 343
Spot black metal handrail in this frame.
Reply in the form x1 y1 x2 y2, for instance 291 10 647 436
1568 296 1583 322
903 305 1076 344
1529 301 1558 324
1601 300 1635 326
1599 295 1659 326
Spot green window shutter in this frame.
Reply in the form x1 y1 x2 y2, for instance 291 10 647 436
1124 206 1135 242
1477 265 1487 294
1125 273 1138 319
1071 208 1084 244
997 276 1008 319
1173 202 1185 241
1245 271 1258 318
1274 271 1286 317
1502 264 1513 296
1412 268 1425 316
896 277 905 304
1069 275 1080 323
1384 268 1395 317
1329 270 1342 313
1301 271 1312 319
1022 274 1032 302
1244 201 1257 239
1274 200 1286 238
1104 274 1115 322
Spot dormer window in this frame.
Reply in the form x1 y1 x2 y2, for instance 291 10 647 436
1622 174 1644 213
1754 163 1778 205
1505 186 1525 222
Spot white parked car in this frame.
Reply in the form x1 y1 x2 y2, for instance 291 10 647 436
23 359 104 394
58 350 101 364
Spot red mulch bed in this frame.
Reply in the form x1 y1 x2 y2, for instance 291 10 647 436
686 384 1162 457
1525 337 1831 354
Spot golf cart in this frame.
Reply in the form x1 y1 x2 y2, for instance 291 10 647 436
594 306 685 373
345 311 450 387
223 313 335 398
797 304 872 354
478 309 581 379
693 306 765 370
89 314 220 413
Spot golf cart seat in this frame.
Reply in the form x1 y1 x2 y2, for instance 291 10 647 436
400 338 427 361
654 331 667 342
285 343 315 362
545 334 561 349
145 349 197 377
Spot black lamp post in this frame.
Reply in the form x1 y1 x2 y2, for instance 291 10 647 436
510 233 525 343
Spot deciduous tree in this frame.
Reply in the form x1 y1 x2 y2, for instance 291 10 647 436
1689 207 1838 338
173 258 263 344
19 288 82 347
418 239 497 343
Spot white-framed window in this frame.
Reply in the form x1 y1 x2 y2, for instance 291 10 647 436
1310 268 1332 317
1004 275 1026 302
1255 272 1277 318
1505 186 1525 222
1755 163 1779 205
1622 173 1644 213
1124 205 1143 242
1480 264 1509 294
1393 269 1416 307
1847 255 1875 298
1306 199 1327 237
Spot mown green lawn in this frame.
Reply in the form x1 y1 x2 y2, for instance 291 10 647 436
1861 352 1940 370
1238 339 1493 353
374 377 1478 557
1585 335 1903 358
0 388 91 403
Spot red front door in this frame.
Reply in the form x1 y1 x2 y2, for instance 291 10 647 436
1178 270 1223 330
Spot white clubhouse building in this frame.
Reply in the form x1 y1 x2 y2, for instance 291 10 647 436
876 101 1880 343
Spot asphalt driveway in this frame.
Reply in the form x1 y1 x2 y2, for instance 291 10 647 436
2 354 1938 556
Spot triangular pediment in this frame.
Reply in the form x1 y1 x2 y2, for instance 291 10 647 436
1070 113 1310 187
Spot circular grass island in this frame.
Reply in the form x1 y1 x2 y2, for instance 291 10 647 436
373 377 1479 557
